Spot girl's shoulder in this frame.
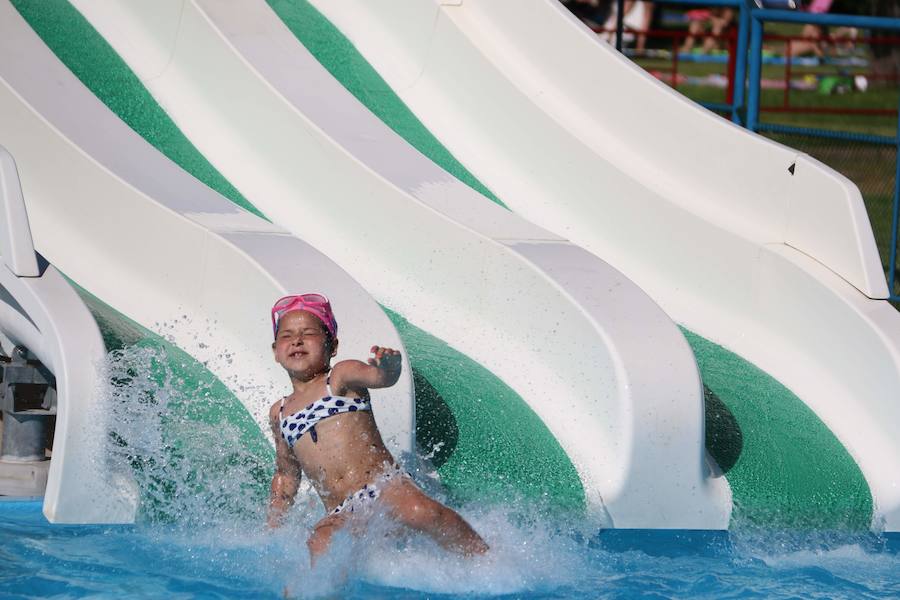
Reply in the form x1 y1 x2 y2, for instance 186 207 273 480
268 397 285 423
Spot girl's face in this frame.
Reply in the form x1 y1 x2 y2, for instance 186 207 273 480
272 310 336 379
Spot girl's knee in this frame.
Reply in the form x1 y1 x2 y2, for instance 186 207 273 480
395 495 453 530
306 526 332 557
306 529 331 560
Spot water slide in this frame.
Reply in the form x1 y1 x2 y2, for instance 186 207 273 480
300 0 900 532
11 0 895 533
45 0 740 529
0 0 413 523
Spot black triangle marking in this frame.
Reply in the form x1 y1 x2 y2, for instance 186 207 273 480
788 163 796 175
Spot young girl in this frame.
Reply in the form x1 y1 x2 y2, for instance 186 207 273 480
266 293 488 562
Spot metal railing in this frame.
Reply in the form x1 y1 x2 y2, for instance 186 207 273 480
614 0 750 124
746 10 900 129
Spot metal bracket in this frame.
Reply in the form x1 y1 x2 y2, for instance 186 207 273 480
0 346 56 415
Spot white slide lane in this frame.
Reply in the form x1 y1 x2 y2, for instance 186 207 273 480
70 0 733 529
0 0 413 522
308 0 900 531
0 147 132 521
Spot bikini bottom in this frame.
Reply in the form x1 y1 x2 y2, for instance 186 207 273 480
329 463 410 516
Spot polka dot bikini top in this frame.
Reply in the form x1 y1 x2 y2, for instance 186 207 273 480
280 375 371 447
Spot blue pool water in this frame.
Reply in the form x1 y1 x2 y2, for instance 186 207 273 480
3 347 899 599
3 499 900 599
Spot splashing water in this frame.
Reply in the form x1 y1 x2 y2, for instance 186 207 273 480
103 343 272 528
95 343 597 597
2 343 900 599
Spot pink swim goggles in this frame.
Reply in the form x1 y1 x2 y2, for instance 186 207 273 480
271 293 338 339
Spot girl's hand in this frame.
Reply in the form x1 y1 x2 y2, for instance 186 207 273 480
369 346 401 374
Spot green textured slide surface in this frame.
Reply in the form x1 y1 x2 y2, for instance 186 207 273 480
685 330 872 530
73 284 273 522
385 309 585 510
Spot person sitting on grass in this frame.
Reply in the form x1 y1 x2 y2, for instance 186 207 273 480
680 8 734 55
788 0 858 59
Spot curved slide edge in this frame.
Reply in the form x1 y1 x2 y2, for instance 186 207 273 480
0 147 134 522
70 0 731 528
0 0 414 523
310 0 900 531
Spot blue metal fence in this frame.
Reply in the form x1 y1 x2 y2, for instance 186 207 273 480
746 10 900 130
616 0 750 123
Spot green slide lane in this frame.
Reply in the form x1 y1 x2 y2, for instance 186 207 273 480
385 309 584 510
266 0 505 208
276 0 874 528
72 283 274 522
685 330 872 530
15 0 582 510
11 0 265 220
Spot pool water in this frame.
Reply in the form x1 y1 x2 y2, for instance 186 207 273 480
2 499 899 599
2 340 899 599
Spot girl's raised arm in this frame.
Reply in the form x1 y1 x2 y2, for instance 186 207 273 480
333 346 402 392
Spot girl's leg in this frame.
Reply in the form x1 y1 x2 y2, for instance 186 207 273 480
705 9 732 53
635 1 654 54
378 479 488 556
791 25 824 58
681 20 702 53
306 511 349 565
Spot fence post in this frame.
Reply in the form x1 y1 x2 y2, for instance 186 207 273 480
732 0 751 125
889 94 900 299
616 0 626 52
746 11 763 131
